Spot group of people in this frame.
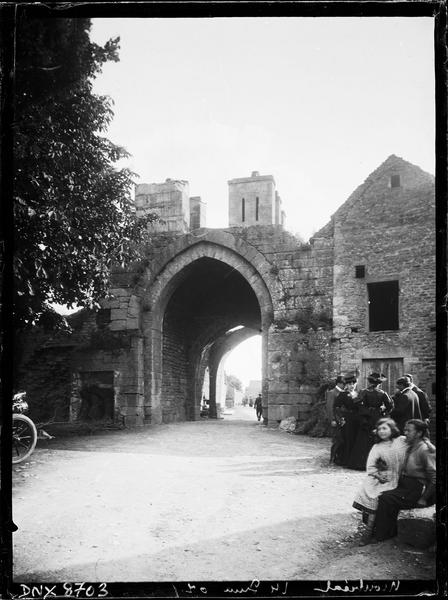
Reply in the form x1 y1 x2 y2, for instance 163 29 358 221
352 417 436 545
325 371 436 546
326 372 431 470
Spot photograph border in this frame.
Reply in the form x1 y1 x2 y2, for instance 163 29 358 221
1 1 446 597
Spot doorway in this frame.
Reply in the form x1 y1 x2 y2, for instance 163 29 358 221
360 358 403 397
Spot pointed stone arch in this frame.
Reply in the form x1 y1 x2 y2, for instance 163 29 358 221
207 326 260 418
140 238 274 424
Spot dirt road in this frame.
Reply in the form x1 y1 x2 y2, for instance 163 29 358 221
12 407 435 582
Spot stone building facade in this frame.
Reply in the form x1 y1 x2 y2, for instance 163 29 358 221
17 155 436 428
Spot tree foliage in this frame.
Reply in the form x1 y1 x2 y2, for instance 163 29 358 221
13 17 156 330
225 373 242 392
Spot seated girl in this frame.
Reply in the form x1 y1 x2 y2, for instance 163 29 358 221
352 417 435 546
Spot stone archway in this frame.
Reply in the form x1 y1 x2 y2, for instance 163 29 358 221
205 326 260 418
141 240 274 424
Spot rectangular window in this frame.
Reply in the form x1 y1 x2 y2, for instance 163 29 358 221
242 198 245 222
355 265 365 278
255 197 259 221
390 174 401 188
367 281 399 331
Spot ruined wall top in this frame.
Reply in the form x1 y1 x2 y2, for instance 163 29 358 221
228 172 275 185
135 171 288 233
135 178 192 233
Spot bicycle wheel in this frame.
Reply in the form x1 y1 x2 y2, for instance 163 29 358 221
12 414 38 464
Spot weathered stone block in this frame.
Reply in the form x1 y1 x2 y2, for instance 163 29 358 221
126 318 139 330
127 296 140 318
109 320 126 331
269 404 298 421
397 507 436 548
296 394 314 405
111 308 128 321
123 414 144 427
269 382 289 393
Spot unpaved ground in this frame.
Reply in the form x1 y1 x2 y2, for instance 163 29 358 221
12 406 435 582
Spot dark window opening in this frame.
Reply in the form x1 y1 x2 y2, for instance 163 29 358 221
390 174 401 188
367 280 399 331
96 308 111 328
255 197 259 221
355 265 365 278
242 198 245 222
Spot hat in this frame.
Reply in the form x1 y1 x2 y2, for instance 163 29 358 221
404 373 414 382
344 372 358 384
367 372 387 385
397 376 411 386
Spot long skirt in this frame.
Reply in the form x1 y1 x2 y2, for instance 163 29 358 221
339 413 359 467
347 425 374 471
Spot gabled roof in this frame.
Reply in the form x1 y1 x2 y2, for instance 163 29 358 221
311 154 434 240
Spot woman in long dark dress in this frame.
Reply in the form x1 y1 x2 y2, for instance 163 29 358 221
333 374 360 467
348 373 394 471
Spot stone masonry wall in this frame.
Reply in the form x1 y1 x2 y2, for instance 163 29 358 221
16 342 72 423
16 225 337 426
224 226 336 421
329 155 436 420
161 310 189 422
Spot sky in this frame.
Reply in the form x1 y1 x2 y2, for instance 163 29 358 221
89 17 435 387
223 335 262 390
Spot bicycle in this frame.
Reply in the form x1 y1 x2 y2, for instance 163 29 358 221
12 391 38 464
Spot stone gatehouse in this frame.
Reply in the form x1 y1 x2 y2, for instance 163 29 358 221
17 154 436 427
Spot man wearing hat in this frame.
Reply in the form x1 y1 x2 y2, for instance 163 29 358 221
390 376 421 433
326 375 345 464
333 373 360 467
405 374 432 424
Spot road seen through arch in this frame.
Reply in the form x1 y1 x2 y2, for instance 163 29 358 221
12 419 434 582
